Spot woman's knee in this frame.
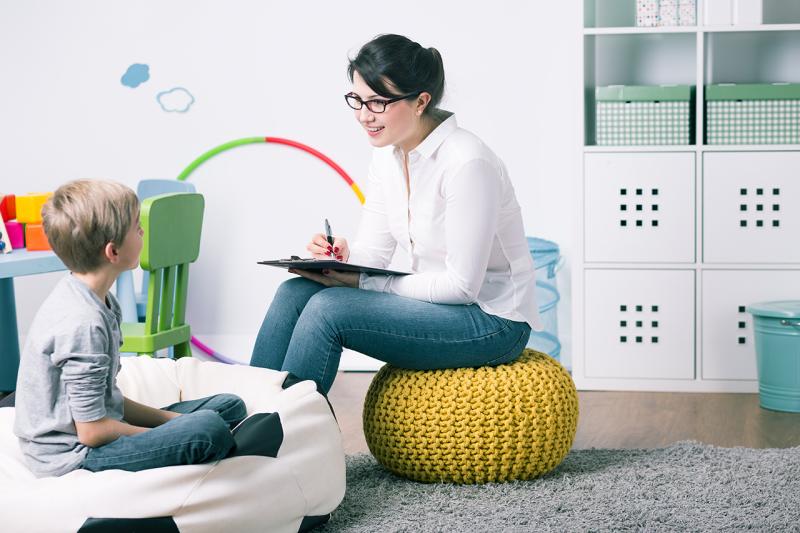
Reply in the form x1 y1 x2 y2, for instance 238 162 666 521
302 288 348 321
275 277 322 303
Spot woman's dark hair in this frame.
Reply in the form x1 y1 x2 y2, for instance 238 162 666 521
348 34 445 115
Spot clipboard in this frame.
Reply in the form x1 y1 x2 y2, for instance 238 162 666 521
258 256 410 276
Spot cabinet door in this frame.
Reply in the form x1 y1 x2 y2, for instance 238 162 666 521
585 152 695 263
584 269 695 379
704 152 800 263
702 270 800 380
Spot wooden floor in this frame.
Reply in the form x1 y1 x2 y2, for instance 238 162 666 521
4 372 798 453
327 372 800 455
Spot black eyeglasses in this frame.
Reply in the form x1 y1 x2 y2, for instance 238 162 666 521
344 92 420 113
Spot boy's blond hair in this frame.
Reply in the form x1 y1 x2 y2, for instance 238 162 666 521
42 179 139 273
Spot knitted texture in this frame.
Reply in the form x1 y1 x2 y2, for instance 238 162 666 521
363 349 579 484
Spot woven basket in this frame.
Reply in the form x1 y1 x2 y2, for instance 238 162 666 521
363 349 579 484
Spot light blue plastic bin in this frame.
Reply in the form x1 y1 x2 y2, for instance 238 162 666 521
526 237 563 361
746 301 800 413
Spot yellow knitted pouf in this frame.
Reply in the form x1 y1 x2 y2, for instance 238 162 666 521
363 349 579 484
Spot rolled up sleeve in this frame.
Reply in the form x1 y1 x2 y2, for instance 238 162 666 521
50 324 111 423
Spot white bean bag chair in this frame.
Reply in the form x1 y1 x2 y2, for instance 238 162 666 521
0 357 345 533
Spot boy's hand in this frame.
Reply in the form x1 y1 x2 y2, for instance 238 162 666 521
75 418 148 448
123 396 179 428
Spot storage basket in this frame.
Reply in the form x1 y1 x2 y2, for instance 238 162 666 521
526 237 563 360
746 301 800 413
596 85 694 146
706 83 800 145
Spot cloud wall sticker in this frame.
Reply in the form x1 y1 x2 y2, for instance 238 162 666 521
121 63 150 88
156 87 196 113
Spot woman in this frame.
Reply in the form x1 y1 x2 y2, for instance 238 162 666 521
251 34 541 393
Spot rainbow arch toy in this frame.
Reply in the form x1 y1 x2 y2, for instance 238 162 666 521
175 136 364 364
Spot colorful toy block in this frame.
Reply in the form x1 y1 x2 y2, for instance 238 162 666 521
15 193 52 224
5 221 24 249
0 194 15 221
0 219 12 254
25 223 51 251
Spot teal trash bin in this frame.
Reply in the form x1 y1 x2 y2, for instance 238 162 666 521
746 301 800 413
526 237 563 361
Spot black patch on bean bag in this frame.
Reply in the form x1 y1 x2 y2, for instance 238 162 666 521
0 392 15 408
282 372 337 421
229 412 283 458
299 513 331 532
78 516 179 532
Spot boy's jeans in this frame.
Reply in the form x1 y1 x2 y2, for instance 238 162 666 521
251 278 532 394
81 393 246 473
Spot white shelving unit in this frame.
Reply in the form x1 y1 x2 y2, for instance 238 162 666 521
576 0 800 392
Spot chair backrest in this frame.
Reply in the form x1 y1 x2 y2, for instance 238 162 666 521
137 180 197 303
137 179 196 200
140 192 204 335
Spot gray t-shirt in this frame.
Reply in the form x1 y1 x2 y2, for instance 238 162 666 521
13 274 125 477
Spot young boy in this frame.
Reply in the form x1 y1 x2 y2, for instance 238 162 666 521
13 179 246 477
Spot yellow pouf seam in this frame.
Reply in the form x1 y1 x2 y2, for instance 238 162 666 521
362 349 579 484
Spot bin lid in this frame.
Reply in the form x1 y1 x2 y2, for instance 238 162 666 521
706 83 800 101
596 84 693 102
746 300 800 319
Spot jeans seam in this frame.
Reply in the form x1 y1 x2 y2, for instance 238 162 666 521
319 338 336 389
336 321 513 346
85 439 225 466
484 327 530 365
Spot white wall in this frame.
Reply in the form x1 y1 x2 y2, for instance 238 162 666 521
0 1 581 367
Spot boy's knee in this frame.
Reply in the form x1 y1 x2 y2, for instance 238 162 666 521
215 393 247 425
215 392 244 409
187 411 235 461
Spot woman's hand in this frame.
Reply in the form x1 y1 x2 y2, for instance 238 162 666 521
289 268 359 288
307 233 350 262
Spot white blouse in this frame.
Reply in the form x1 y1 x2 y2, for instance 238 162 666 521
348 113 542 330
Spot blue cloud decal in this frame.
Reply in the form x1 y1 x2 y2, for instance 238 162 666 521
156 87 195 113
121 63 150 88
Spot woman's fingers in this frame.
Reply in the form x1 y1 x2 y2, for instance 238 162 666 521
323 270 359 288
308 233 334 258
289 268 357 288
290 269 340 286
331 237 349 262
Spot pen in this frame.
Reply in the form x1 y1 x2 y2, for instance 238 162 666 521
324 218 334 257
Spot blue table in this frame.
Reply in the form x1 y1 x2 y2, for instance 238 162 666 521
0 249 66 391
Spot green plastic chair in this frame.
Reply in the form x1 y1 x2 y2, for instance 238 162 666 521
120 192 204 358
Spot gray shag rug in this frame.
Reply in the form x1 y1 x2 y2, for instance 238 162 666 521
320 441 800 532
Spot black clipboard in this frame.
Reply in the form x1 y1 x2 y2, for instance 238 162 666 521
258 256 410 276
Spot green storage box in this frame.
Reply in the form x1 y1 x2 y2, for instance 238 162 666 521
706 83 800 145
595 85 694 146
746 301 800 413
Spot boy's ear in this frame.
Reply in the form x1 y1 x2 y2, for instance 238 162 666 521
104 242 119 264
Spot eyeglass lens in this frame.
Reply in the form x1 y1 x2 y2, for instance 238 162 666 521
345 94 388 113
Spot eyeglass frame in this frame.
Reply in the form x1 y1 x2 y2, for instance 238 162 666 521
344 91 421 114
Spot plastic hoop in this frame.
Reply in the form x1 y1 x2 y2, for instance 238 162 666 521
175 136 364 364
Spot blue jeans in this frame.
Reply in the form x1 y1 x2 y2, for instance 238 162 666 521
81 393 247 473
250 278 531 394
